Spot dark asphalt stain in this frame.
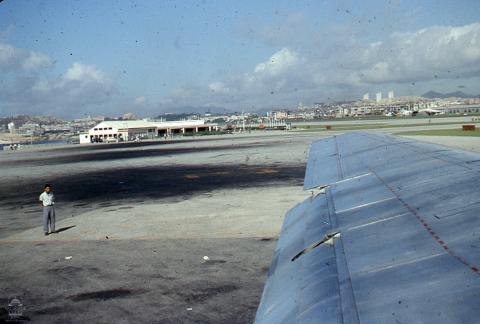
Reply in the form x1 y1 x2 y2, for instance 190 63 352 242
33 305 70 315
67 288 140 302
0 163 304 210
0 139 305 240
150 274 178 280
0 142 275 167
47 266 100 276
98 202 114 207
204 259 227 265
44 137 218 153
72 203 89 207
175 284 239 303
42 134 272 153
258 237 276 242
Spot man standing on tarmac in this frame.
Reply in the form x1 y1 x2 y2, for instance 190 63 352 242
39 184 56 236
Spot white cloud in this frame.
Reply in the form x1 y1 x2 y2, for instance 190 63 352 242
0 42 53 72
0 40 114 117
208 81 230 94
22 51 52 71
163 47 313 112
166 22 480 111
34 62 112 105
62 62 108 84
1 61 113 117
2 19 480 117
0 42 20 69
134 96 146 105
30 62 111 96
350 23 480 84
254 47 300 76
232 47 305 94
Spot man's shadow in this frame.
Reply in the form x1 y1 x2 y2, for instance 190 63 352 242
55 225 76 233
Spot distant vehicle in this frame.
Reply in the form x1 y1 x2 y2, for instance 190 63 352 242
105 137 118 143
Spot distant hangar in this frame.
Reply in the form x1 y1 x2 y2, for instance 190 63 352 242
79 119 218 143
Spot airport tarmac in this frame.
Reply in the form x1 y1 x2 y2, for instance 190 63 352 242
1 130 479 323
0 133 316 323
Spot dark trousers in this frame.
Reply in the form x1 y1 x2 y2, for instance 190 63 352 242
43 205 55 233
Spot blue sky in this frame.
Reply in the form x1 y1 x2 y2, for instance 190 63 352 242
1 0 480 118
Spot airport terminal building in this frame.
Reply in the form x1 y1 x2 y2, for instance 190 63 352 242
79 120 217 144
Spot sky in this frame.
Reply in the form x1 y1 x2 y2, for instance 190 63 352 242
1 0 480 118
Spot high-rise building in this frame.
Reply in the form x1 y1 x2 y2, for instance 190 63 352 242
7 122 15 134
376 92 382 103
363 93 369 100
388 90 394 100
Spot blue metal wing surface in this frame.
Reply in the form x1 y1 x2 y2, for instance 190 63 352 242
255 132 480 324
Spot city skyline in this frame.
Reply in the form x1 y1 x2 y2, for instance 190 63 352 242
1 0 480 118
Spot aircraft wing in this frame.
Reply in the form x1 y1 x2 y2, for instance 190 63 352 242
255 132 480 323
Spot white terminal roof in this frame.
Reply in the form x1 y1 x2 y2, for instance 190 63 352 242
95 120 157 129
94 120 208 130
153 120 207 129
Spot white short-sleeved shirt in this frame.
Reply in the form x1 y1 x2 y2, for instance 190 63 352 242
39 192 55 206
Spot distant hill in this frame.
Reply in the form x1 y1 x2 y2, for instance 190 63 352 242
0 115 66 127
422 91 479 99
444 91 478 98
421 91 445 99
157 105 231 116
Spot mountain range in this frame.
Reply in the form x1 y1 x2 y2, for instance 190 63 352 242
421 91 480 99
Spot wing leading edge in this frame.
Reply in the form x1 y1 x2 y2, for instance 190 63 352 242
255 132 480 323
